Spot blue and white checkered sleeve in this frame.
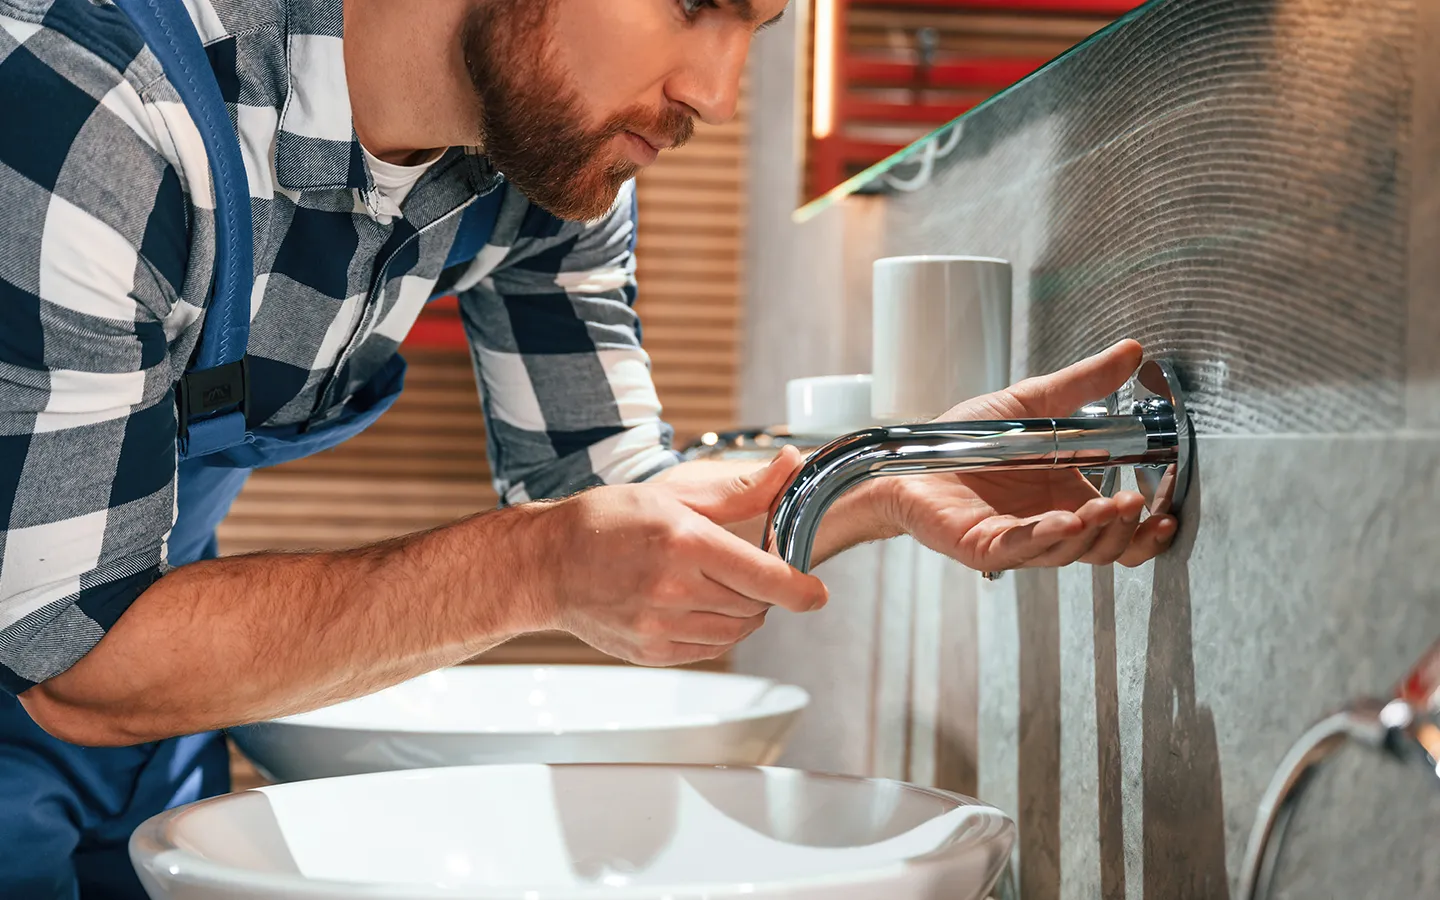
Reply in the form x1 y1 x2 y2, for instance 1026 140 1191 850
0 15 192 695
457 181 681 504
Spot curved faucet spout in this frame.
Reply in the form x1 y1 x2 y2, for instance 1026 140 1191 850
760 360 1193 573
1237 635 1440 900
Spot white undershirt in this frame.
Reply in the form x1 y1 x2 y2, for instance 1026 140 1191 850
361 145 442 216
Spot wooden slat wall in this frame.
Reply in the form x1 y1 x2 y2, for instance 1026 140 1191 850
216 90 747 676
634 85 747 443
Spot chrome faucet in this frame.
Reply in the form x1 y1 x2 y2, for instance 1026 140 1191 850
1237 637 1440 900
761 360 1196 572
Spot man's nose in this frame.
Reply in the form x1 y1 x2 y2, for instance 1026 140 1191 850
664 32 750 126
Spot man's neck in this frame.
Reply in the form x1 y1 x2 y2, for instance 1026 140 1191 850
342 0 482 165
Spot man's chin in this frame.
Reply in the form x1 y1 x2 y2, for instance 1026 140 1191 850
510 172 632 222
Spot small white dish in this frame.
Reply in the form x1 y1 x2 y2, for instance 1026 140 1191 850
229 666 809 782
785 374 875 438
130 764 1016 899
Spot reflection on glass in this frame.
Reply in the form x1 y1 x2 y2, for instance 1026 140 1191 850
793 0 1157 223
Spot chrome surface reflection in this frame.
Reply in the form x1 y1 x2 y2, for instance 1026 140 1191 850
130 764 1018 899
763 361 1194 573
229 666 809 782
1238 637 1440 900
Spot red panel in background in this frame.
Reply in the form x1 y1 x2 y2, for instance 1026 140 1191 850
846 57 1051 88
404 295 467 351
841 99 979 124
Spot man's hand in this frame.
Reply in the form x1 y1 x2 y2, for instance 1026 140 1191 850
529 454 828 667
866 339 1177 572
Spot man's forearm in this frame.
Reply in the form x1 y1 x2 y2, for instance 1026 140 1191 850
653 459 898 566
20 504 548 747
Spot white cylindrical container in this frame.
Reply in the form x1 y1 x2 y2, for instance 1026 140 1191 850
785 374 873 438
871 256 1012 421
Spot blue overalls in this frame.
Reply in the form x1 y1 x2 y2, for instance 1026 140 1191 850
0 1 500 895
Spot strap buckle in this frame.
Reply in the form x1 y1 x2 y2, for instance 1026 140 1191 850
176 356 250 444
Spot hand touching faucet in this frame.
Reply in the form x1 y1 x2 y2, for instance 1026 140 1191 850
755 338 1184 573
541 339 1180 668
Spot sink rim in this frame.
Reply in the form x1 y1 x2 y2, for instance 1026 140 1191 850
230 666 811 737
130 763 1016 900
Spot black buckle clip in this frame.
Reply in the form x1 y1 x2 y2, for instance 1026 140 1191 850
176 356 250 441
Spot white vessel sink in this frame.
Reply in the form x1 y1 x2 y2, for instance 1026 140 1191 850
131 764 1016 899
229 666 809 781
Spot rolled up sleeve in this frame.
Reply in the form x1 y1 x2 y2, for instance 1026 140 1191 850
457 181 681 504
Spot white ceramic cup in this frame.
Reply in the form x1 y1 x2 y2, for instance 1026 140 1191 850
871 256 1012 422
785 374 873 437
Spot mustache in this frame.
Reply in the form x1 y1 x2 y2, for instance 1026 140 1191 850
602 104 695 150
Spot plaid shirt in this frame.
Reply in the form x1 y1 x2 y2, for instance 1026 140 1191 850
0 0 680 695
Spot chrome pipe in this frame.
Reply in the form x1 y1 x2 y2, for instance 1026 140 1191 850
763 407 1179 573
1237 637 1440 900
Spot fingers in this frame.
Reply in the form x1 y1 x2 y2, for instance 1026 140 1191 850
1078 491 1147 565
625 613 769 668
698 524 829 613
643 641 740 668
665 610 768 646
692 576 773 618
1027 498 1117 567
967 492 1177 571
1008 339 1144 418
1116 514 1178 567
968 510 1087 571
674 446 804 525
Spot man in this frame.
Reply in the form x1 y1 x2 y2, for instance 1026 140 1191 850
0 0 1176 895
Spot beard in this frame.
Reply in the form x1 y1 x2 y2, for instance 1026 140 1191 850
462 1 694 221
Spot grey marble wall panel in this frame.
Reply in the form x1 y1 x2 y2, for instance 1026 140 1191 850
1089 566 1131 900
1057 564 1101 899
986 436 1440 897
1265 743 1440 899
1405 0 1440 429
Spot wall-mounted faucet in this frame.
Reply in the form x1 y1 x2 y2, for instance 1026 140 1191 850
761 360 1195 573
1237 637 1440 900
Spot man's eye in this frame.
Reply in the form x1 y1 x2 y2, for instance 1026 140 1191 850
678 0 721 20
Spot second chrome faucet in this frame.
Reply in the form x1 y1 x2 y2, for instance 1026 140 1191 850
762 360 1196 572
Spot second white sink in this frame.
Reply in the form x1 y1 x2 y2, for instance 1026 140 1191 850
229 665 810 781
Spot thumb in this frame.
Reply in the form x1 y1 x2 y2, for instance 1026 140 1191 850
1005 338 1144 417
677 445 804 525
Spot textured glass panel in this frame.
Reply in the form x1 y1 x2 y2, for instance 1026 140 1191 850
825 0 1420 434
795 1 1156 221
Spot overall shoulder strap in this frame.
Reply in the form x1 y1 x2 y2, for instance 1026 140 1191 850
444 182 508 270
113 0 253 459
